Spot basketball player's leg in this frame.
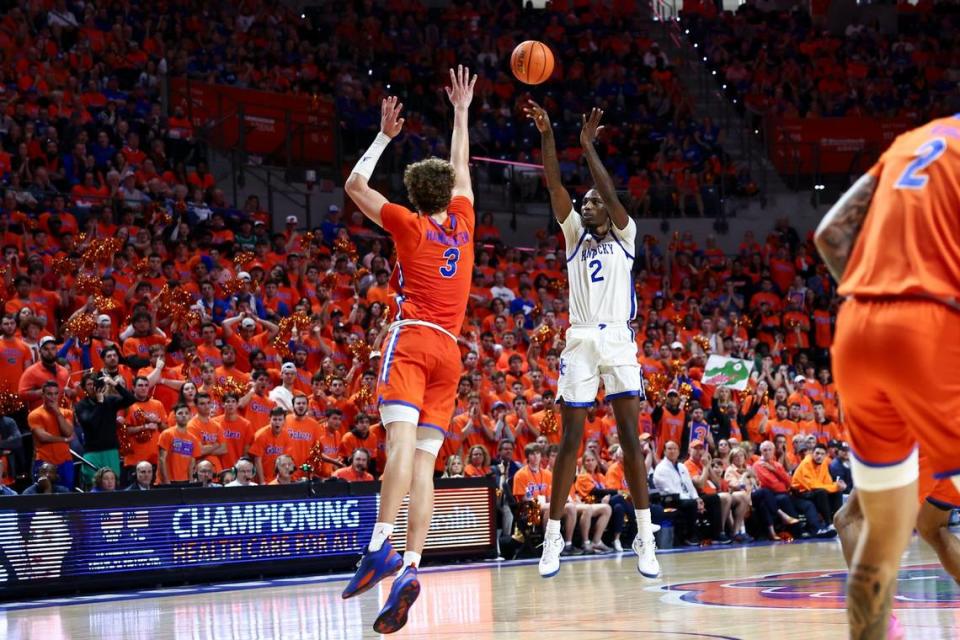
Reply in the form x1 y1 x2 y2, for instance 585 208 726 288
917 499 960 583
373 431 432 635
848 483 917 640
405 429 445 560
551 331 598 520
343 331 424 600
549 404 587 522
603 341 661 576
542 332 599 576
610 395 650 510
341 415 414 601
834 489 862 568
832 299 923 638
373 341 458 633
402 340 462 566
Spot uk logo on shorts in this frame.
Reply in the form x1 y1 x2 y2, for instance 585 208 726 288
658 565 960 609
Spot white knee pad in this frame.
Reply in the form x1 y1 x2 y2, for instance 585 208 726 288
850 447 919 492
415 427 444 457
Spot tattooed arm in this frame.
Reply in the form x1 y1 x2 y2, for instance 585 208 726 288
813 173 878 281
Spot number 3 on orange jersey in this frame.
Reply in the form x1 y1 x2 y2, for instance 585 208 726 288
440 248 460 278
894 138 946 190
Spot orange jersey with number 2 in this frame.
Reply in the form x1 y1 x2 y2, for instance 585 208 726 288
839 114 960 301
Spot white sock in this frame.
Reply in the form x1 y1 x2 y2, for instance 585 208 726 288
403 551 421 567
545 518 562 539
636 509 654 541
368 522 394 551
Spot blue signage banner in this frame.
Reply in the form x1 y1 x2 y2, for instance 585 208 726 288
0 495 378 587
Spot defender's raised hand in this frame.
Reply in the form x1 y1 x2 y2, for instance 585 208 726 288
380 96 405 138
445 65 477 110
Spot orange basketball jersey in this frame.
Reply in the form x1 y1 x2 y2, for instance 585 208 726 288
382 196 475 334
839 115 960 302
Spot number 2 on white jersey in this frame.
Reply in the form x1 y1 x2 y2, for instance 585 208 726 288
589 259 604 283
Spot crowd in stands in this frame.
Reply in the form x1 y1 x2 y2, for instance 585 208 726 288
0 0 866 552
681 3 960 126
201 0 761 211
1 175 855 549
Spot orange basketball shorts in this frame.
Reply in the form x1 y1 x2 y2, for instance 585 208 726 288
832 298 960 491
376 324 461 435
919 453 960 510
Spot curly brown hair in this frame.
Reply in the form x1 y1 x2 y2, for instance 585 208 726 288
403 158 455 214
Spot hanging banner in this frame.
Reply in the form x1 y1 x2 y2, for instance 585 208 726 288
768 117 911 174
168 78 336 164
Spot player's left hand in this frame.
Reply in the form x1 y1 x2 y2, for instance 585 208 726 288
380 96 405 138
445 65 477 110
580 107 605 146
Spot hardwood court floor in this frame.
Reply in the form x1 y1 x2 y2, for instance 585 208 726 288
4 536 959 640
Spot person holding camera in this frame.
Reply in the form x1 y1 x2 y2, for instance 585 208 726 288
74 371 136 486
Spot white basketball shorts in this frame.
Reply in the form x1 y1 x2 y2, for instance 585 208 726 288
557 324 643 406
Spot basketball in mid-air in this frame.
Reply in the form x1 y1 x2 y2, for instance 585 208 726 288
510 40 554 85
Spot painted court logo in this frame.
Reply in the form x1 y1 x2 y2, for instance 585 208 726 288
660 565 960 610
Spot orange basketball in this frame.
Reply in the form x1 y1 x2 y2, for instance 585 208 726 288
510 40 554 85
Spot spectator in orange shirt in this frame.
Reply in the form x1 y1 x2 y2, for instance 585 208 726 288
798 401 841 445
124 373 167 460
29 380 75 489
284 394 321 467
454 392 498 458
791 442 846 525
766 403 797 442
222 314 280 373
572 450 614 553
120 311 167 362
187 393 227 472
158 404 202 484
339 414 381 474
512 443 577 553
196 323 223 367
464 445 491 477
332 448 375 482
787 375 814 419
241 369 277 431
19 336 73 411
752 441 829 538
684 440 733 544
215 393 254 469
0 311 32 395
248 407 291 484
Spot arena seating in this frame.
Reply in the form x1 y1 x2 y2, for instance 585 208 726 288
2 0 852 550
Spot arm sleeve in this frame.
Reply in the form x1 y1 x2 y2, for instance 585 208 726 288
57 338 76 359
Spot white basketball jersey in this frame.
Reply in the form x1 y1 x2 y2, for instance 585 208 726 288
560 210 637 326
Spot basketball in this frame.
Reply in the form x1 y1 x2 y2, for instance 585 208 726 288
510 40 554 85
